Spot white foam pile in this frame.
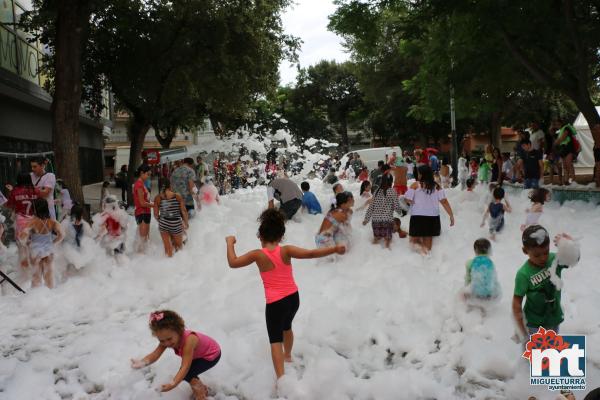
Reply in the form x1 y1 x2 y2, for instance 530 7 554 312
1 176 599 399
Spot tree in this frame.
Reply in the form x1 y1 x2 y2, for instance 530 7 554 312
87 0 296 203
275 85 333 144
268 61 366 151
330 0 600 149
26 0 297 204
23 1 101 210
407 0 600 144
298 61 365 151
329 1 449 146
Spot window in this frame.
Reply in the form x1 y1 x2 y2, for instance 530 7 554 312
14 3 32 40
0 0 14 26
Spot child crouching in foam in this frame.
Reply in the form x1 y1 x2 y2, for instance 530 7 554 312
93 195 129 257
315 191 353 250
61 204 92 249
464 238 500 302
300 181 322 215
60 203 96 270
131 310 220 400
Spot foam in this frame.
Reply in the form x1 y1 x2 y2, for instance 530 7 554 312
0 170 598 400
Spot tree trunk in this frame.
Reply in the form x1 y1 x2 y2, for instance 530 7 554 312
126 114 151 206
209 115 225 137
338 117 349 152
490 112 502 148
51 0 92 214
573 93 600 132
155 126 175 149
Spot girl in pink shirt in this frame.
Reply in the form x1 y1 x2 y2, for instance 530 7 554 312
226 209 345 380
131 310 220 400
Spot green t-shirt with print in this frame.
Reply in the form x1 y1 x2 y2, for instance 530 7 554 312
514 252 568 328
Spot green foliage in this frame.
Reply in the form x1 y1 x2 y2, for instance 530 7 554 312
242 61 365 148
329 0 600 146
329 0 448 145
298 61 364 149
275 84 332 143
23 0 298 135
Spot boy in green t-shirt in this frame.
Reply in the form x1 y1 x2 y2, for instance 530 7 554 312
512 225 576 340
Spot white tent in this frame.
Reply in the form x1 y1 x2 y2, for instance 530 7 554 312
572 106 599 171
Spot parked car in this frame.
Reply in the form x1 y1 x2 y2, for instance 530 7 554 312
340 146 403 171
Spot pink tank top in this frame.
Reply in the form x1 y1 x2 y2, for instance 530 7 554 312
174 330 221 361
260 246 299 304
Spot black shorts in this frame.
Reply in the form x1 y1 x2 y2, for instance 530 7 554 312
183 353 221 382
409 215 441 237
135 213 151 225
558 143 575 158
280 198 302 220
265 291 300 343
595 148 600 163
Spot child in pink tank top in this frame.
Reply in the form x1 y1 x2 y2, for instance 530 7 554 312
131 310 220 400
226 208 345 381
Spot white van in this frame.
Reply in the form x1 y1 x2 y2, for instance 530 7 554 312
340 146 403 171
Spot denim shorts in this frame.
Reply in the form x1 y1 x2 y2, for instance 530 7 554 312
524 178 539 189
527 325 559 336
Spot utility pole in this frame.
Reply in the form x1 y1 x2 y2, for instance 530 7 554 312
450 85 458 184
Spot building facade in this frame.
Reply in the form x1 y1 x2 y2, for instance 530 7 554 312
0 0 111 188
104 112 213 177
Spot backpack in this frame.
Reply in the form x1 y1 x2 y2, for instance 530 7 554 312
572 134 581 157
564 125 581 158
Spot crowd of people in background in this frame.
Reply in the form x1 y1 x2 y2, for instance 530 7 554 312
0 155 227 290
0 119 596 292
239 141 584 400
0 119 597 400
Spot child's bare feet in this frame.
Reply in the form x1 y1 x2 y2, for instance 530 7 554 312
190 381 208 400
284 355 293 363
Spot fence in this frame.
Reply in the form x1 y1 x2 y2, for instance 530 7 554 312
503 182 600 205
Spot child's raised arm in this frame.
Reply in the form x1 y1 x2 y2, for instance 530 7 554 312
131 344 166 369
284 244 345 260
226 236 260 268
